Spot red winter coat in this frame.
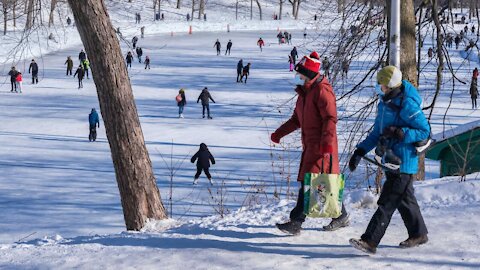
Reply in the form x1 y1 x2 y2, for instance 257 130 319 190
274 74 339 182
473 68 479 79
16 73 22 82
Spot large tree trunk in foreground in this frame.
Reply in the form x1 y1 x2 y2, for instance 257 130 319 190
401 0 425 180
68 0 167 230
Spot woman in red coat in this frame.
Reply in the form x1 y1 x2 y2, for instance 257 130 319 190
271 52 349 235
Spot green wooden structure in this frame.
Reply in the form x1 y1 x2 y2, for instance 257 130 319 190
426 121 480 177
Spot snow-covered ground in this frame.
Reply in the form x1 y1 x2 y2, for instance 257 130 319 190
0 1 479 269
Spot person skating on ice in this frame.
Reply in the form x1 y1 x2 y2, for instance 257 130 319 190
191 143 215 185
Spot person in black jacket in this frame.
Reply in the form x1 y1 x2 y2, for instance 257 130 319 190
136 47 143 63
79 49 86 62
236 59 243 82
29 59 39 84
74 65 85 89
214 39 221 56
126 52 133 68
290 47 298 64
8 67 18 92
240 62 251 83
197 87 215 119
225 40 232 55
191 143 215 185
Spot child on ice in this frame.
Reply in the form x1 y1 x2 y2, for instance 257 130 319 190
191 143 215 185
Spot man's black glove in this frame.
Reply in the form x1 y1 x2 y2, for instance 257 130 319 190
349 148 366 172
383 126 405 141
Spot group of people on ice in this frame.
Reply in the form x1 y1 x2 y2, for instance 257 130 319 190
277 31 292 44
271 51 430 254
213 39 233 56
175 87 216 119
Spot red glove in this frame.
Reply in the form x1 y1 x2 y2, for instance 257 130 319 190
271 133 281 144
322 144 333 155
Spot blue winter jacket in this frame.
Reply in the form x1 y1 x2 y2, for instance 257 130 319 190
89 110 100 127
357 80 430 174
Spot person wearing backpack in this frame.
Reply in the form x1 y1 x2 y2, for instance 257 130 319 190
191 143 215 185
177 88 187 118
348 66 430 254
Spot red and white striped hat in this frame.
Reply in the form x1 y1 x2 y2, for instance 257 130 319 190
294 51 321 79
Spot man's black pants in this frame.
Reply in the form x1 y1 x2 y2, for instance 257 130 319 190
361 172 428 246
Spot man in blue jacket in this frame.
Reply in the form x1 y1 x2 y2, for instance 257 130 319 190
89 108 100 142
348 66 429 254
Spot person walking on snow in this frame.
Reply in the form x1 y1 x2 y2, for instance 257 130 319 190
471 68 479 109
8 67 18 92
141 26 145 38
455 34 461 49
136 47 143 63
214 39 221 56
74 65 85 89
132 36 139 49
225 40 232 55
65 56 74 76
15 72 23 93
177 88 187 118
88 108 100 142
191 143 216 185
236 59 243 82
348 65 430 255
272 51 349 235
126 52 134 68
257 38 264 51
197 87 215 119
144 55 151 69
29 59 39 84
322 56 331 78
290 47 298 64
79 49 86 62
240 62 251 83
288 55 294 72
82 59 90 79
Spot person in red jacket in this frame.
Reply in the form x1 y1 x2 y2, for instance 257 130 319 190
473 67 479 80
271 51 349 235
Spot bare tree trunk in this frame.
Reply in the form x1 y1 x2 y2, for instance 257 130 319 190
176 0 181 9
279 0 283 20
49 0 57 27
12 0 16 28
255 0 262 20
191 0 195 20
3 3 7 35
294 0 300 19
198 0 204 19
67 0 167 231
416 3 424 84
250 0 252 20
25 0 34 30
401 0 425 180
235 0 238 20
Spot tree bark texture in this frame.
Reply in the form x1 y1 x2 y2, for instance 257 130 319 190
68 0 167 230
255 0 262 20
25 0 34 29
401 0 426 180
